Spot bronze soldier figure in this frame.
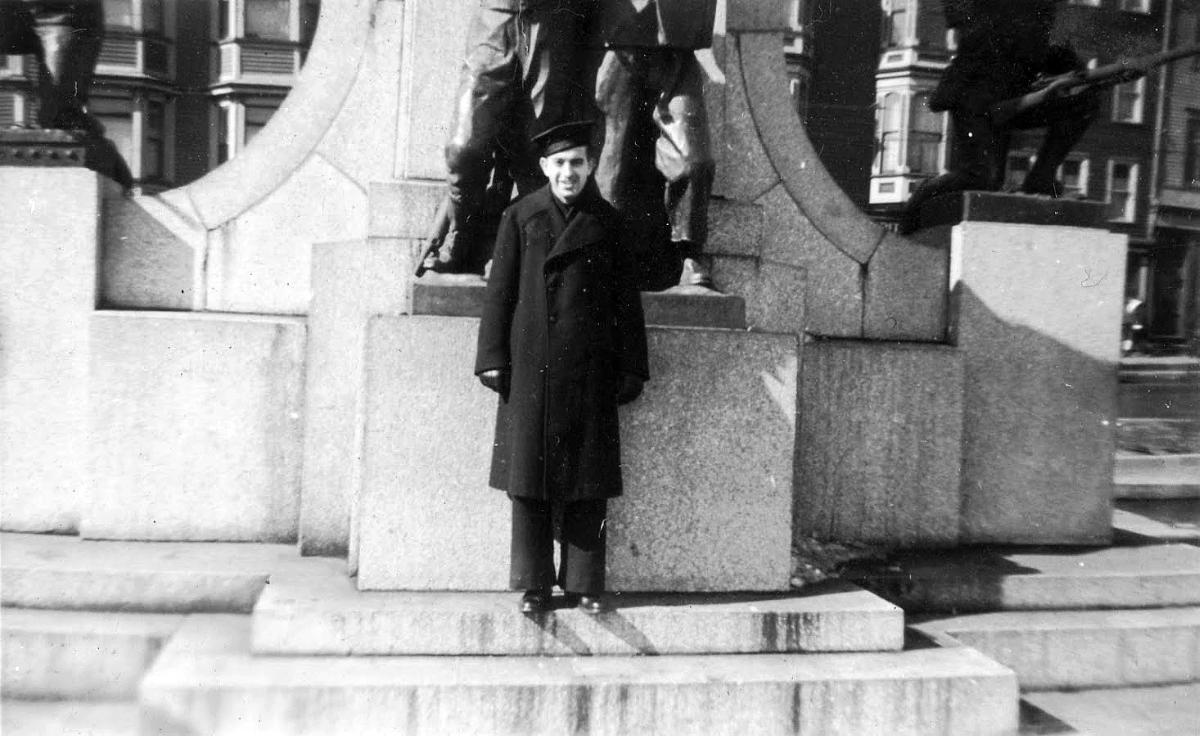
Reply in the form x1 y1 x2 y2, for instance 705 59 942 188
0 0 132 188
900 0 1098 232
587 0 717 289
421 0 593 276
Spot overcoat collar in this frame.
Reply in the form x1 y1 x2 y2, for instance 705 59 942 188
533 184 610 269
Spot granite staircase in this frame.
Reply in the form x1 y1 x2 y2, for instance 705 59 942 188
1 531 1021 735
849 507 1200 734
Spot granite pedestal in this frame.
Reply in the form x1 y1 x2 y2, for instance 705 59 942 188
354 315 796 592
0 167 101 533
83 312 305 542
939 192 1126 544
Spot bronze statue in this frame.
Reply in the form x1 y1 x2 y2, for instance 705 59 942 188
899 0 1097 233
0 0 133 188
586 0 717 289
418 0 592 277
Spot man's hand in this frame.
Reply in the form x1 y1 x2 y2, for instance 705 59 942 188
479 369 510 397
616 373 644 405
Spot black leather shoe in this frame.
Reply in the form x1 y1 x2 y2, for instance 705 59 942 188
576 594 608 615
520 589 551 614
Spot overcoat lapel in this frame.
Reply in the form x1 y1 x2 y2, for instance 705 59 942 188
543 189 609 270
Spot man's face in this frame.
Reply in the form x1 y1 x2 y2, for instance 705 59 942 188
540 145 593 203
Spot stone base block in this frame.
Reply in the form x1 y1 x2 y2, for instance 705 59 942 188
1 608 182 700
2 701 140 736
1 531 296 613
916 607 1200 690
950 217 1125 544
142 615 1018 736
82 312 305 542
0 168 100 533
252 559 902 656
301 239 411 557
797 340 963 547
355 316 796 592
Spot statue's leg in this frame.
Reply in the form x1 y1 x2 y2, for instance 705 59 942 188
900 101 1000 233
592 49 639 209
1019 91 1100 196
649 51 714 249
441 7 521 272
29 1 103 132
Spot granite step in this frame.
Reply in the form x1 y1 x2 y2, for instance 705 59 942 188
252 558 903 656
1 608 183 700
0 532 300 613
0 700 139 736
850 543 1200 613
1020 682 1200 736
1114 452 1200 500
913 607 1200 691
1114 500 1200 546
142 614 1018 736
412 275 748 329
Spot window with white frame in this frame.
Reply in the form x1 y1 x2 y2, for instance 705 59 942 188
1112 77 1145 123
90 96 134 169
883 0 909 48
1107 160 1139 222
907 92 942 174
1069 0 1101 6
877 92 904 173
1058 157 1089 198
245 0 291 40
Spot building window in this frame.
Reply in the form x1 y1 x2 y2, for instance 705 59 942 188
1107 160 1138 222
143 99 166 179
883 0 908 49
1117 0 1151 12
1112 76 1145 123
245 0 291 40
877 92 903 174
90 96 134 169
1005 151 1034 190
1185 113 1200 189
244 103 275 145
907 92 942 174
1058 158 1090 198
143 0 164 34
1069 0 1101 6
106 0 135 29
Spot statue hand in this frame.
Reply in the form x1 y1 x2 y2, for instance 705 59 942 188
616 373 644 406
479 369 510 397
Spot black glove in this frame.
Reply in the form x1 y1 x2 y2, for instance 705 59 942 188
616 373 644 405
478 369 510 398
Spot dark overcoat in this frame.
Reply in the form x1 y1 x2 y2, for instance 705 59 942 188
475 183 649 503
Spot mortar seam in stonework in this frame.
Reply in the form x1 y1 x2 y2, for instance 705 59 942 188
734 33 887 266
313 151 368 197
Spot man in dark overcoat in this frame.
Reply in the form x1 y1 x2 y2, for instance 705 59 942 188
475 120 649 615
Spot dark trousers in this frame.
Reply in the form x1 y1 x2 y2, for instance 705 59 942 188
509 497 607 595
